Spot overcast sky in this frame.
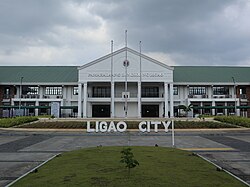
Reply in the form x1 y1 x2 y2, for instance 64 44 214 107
0 0 250 66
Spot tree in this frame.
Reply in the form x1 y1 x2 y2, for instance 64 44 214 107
179 104 193 117
120 148 139 177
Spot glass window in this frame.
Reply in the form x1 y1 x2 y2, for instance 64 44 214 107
4 87 10 95
240 87 246 95
45 87 62 95
142 87 159 97
213 87 229 95
22 86 39 95
92 87 110 97
189 87 206 95
3 87 10 99
73 87 78 95
173 86 178 95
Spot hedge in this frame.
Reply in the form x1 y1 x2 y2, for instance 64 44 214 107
0 116 39 128
214 116 250 128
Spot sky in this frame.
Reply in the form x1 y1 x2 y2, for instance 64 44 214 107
0 0 250 66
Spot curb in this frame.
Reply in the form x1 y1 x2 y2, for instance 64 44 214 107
197 154 250 187
5 153 61 187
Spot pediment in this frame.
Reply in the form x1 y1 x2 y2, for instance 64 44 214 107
78 47 174 82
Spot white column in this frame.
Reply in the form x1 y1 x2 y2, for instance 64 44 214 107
77 83 82 118
39 86 43 99
164 82 169 118
137 82 141 118
200 102 203 115
225 102 227 116
83 82 88 118
63 86 67 99
212 101 215 116
35 101 39 116
170 83 174 117
17 87 20 99
111 82 115 118
236 99 240 116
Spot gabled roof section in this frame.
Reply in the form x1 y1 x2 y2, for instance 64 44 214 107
78 47 174 71
0 66 78 83
174 66 250 83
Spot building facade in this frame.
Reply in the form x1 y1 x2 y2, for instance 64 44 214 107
0 47 250 118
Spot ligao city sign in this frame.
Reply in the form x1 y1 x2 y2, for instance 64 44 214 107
87 120 175 147
86 120 174 133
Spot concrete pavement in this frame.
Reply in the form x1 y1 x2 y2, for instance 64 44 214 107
0 129 249 186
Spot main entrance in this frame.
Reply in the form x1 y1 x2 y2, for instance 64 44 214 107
92 105 110 117
142 105 159 117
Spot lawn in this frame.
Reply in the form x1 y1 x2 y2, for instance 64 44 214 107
13 146 246 187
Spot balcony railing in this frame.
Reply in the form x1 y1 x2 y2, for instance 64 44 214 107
240 94 247 99
141 92 161 98
21 94 40 99
115 92 138 98
188 94 208 98
213 95 232 98
3 94 10 99
43 95 63 99
90 93 111 98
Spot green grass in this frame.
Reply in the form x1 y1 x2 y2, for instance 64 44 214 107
13 146 246 187
214 116 250 128
19 120 238 129
0 116 38 128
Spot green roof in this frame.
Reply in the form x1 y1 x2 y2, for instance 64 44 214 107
0 66 249 84
174 66 250 83
0 66 78 83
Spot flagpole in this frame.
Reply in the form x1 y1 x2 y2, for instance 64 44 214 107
111 40 114 117
172 120 175 147
139 41 142 118
125 30 128 118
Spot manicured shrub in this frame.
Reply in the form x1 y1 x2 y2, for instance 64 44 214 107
214 116 250 128
0 116 38 128
174 121 237 128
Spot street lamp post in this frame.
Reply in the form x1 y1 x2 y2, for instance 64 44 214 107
232 77 237 116
18 77 24 116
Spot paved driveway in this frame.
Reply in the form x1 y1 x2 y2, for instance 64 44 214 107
0 129 249 186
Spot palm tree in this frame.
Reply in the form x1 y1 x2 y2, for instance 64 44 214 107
178 104 193 117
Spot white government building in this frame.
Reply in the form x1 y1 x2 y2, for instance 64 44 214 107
0 47 250 118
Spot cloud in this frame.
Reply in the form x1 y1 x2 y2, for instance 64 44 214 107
145 52 177 66
0 0 250 66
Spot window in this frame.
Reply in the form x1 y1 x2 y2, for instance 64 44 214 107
3 87 10 99
45 87 62 95
189 87 206 95
239 87 246 95
173 86 178 95
142 87 159 97
73 87 78 95
22 86 39 95
240 87 247 99
92 87 110 97
213 87 229 95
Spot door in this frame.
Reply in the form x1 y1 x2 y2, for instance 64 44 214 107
142 105 159 117
92 105 110 117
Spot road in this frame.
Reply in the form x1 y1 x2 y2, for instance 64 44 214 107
0 129 249 186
